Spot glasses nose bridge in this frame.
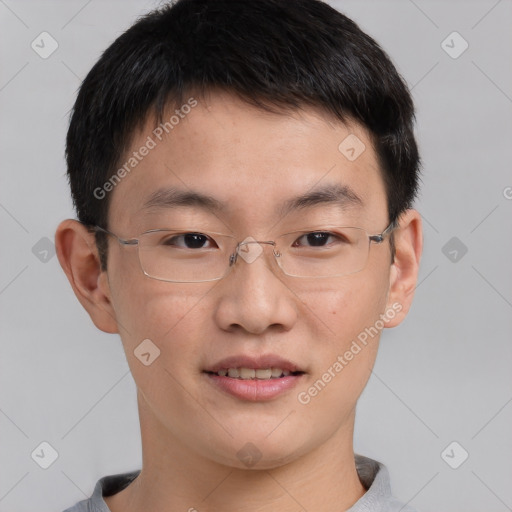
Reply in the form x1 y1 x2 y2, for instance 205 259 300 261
229 239 278 267
240 239 276 247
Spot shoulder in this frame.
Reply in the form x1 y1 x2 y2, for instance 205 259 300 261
61 470 140 512
349 454 420 512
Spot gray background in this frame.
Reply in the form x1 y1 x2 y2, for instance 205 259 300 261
1 1 511 511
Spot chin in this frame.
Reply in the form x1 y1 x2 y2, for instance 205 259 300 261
204 433 310 471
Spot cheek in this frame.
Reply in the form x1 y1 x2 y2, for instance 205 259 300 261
110 276 212 410
297 269 389 346
107 249 212 371
113 280 210 350
294 268 390 406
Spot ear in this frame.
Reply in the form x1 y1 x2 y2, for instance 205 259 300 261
384 209 423 327
55 219 119 334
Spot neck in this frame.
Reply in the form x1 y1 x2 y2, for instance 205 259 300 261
105 391 366 512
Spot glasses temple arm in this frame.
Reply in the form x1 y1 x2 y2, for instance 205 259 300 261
89 224 138 246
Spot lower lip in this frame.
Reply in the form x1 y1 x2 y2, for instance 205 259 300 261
204 373 304 401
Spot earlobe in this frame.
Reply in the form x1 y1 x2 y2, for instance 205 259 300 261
55 219 119 334
384 209 423 328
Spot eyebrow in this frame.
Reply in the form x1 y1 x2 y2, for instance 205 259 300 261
278 183 363 217
142 183 363 216
142 187 225 213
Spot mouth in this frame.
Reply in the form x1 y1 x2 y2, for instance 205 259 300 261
205 367 305 379
203 355 306 401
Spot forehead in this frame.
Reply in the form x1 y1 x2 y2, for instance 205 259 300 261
107 92 388 232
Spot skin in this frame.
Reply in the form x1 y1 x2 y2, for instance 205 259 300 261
55 91 422 512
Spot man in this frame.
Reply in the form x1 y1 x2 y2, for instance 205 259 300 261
57 0 423 510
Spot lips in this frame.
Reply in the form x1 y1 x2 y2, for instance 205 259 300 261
203 354 306 401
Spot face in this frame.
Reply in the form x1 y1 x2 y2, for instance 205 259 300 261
72 91 417 469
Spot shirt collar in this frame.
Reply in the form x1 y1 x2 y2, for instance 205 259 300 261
88 454 414 512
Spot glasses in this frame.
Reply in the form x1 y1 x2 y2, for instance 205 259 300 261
91 221 396 283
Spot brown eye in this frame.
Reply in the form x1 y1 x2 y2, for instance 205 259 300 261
293 232 345 248
163 233 215 249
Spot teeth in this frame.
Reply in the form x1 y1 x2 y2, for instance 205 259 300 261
240 368 256 379
255 368 272 379
271 367 283 378
216 367 296 379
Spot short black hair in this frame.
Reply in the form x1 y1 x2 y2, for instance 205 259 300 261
66 0 420 270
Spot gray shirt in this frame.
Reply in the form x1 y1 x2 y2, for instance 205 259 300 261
62 454 418 512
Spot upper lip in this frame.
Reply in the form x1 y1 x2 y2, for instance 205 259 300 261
204 354 305 373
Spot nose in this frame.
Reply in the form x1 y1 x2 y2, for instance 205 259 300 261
213 240 298 335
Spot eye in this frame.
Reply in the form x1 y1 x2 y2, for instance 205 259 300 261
162 232 217 249
292 231 340 248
